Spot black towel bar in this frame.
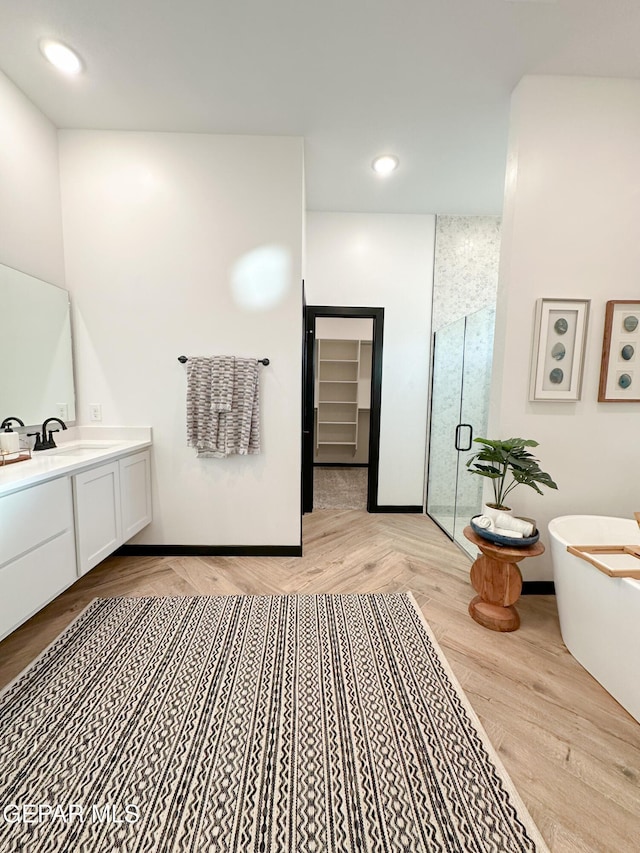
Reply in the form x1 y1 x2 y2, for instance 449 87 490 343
178 355 270 366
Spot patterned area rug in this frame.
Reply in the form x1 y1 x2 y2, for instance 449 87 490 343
0 594 549 852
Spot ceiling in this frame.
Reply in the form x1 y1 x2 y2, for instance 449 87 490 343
1 0 639 215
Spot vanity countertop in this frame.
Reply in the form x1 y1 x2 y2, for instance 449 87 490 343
0 426 152 498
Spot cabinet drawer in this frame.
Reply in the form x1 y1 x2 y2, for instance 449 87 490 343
0 530 76 641
0 478 73 567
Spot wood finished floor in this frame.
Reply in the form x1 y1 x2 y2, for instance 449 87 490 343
1 509 638 852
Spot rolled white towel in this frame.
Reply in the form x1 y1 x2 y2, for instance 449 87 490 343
474 515 494 530
494 527 523 538
495 513 534 537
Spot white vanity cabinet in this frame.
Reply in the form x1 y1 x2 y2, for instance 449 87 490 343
0 434 152 641
0 478 77 641
73 449 151 576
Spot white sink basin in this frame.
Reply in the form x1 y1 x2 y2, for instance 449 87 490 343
44 443 122 457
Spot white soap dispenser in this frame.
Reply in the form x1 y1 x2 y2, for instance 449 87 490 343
0 425 20 454
0 417 24 455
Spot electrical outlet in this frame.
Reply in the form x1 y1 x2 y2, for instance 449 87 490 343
89 404 102 422
56 403 68 420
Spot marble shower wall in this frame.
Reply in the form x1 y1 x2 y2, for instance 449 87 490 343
432 215 501 332
428 216 501 543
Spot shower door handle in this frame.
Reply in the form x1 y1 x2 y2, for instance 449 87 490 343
455 423 473 452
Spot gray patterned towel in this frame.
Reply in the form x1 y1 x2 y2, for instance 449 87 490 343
186 356 261 457
211 355 234 413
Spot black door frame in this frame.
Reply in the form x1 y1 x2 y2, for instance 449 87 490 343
302 305 384 513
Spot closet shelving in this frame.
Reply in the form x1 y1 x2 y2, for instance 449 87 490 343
316 339 368 452
317 339 359 449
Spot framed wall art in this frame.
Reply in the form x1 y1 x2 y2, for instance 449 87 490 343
598 300 640 402
529 298 590 402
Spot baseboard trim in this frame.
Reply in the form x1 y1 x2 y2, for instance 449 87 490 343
370 505 424 514
521 581 555 595
115 544 303 558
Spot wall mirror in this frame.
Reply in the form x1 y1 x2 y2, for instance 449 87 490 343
0 263 76 426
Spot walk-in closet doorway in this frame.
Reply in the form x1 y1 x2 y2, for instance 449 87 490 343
302 306 384 513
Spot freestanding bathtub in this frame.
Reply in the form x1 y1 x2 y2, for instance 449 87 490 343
548 515 640 723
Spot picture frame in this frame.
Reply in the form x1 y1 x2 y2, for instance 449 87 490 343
529 298 590 402
598 300 640 402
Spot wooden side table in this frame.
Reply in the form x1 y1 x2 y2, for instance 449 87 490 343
463 526 545 632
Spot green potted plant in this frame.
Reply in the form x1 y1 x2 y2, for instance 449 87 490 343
466 437 558 514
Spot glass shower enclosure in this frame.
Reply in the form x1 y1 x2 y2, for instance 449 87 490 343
427 305 495 558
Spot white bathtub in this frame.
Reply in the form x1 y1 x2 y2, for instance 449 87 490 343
548 515 640 723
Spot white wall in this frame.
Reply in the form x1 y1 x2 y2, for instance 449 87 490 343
0 70 65 286
59 131 304 547
305 212 434 506
490 75 640 580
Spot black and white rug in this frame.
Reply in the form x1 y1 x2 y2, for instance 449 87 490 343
0 594 548 852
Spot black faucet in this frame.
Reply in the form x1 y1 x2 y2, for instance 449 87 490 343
29 417 68 451
1 417 25 430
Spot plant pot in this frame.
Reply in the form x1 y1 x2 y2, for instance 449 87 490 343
481 503 512 524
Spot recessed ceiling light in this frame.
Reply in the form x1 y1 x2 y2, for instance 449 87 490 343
372 155 399 176
39 39 83 75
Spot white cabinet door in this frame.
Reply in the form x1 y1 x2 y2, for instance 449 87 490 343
73 462 122 576
120 450 152 540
